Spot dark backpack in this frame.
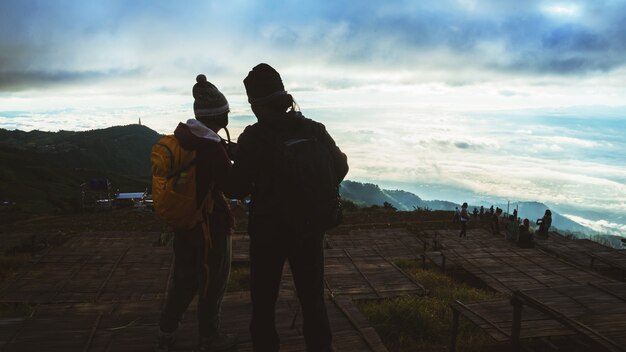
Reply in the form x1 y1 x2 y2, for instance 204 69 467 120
258 120 342 236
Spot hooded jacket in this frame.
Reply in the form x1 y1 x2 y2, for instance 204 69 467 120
223 111 348 234
174 119 234 235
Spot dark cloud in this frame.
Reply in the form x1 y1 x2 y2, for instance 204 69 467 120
0 68 145 91
252 1 626 76
1 0 626 91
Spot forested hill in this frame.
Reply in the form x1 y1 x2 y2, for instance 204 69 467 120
0 124 161 212
340 180 458 211
0 124 160 177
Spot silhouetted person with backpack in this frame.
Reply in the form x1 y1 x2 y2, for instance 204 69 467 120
224 63 348 352
154 75 236 352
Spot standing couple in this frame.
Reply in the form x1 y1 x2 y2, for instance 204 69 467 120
154 63 349 352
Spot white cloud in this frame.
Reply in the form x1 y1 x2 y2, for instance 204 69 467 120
1 0 626 229
542 4 581 18
563 214 626 237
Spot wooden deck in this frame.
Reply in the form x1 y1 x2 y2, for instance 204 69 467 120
325 228 423 261
231 233 250 264
0 291 388 351
0 228 435 351
321 248 427 299
233 227 426 264
534 232 625 278
422 229 609 295
433 227 626 351
589 250 626 280
0 232 172 303
450 299 575 343
510 282 626 352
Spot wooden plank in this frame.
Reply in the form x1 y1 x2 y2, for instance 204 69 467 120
513 284 626 352
451 299 575 344
326 228 422 261
0 234 173 304
0 290 388 351
422 229 609 296
320 249 426 299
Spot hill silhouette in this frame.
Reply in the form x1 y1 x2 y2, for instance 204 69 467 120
0 124 602 238
0 124 161 213
340 180 458 211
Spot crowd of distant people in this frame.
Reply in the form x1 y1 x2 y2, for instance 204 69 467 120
453 203 553 248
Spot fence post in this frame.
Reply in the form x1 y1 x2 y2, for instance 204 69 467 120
442 253 446 273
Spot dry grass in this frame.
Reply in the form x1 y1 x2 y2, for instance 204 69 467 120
358 259 502 352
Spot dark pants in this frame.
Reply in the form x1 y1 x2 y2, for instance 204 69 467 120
459 221 467 237
249 231 331 352
160 223 232 338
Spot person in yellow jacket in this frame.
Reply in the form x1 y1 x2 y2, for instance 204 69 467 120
156 75 237 352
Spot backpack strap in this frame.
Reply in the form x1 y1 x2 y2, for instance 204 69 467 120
156 142 198 180
167 158 197 179
200 182 215 297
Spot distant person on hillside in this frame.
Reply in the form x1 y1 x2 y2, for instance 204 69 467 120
472 207 479 219
505 215 519 242
224 63 348 352
459 202 470 237
513 208 518 219
491 208 503 236
155 75 237 352
479 206 484 218
536 209 552 238
518 218 534 248
489 205 494 215
453 207 460 224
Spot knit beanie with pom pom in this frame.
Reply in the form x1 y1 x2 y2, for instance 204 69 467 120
193 74 229 118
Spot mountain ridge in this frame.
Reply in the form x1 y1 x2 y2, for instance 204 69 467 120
0 124 608 240
339 180 594 236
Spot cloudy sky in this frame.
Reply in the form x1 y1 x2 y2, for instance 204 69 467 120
1 0 625 234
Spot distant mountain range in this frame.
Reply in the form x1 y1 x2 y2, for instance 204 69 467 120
339 180 594 236
340 180 458 211
0 124 603 238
